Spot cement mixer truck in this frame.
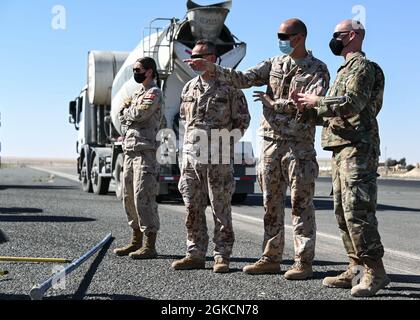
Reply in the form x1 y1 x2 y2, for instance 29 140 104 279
68 0 256 202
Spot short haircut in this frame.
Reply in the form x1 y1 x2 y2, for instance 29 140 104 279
194 39 217 55
290 19 308 37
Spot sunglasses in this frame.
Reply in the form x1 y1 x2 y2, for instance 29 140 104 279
190 53 215 59
278 33 298 41
333 30 359 39
133 68 145 73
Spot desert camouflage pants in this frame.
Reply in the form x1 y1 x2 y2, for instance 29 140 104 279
123 150 160 234
258 139 318 263
179 155 236 260
332 143 384 261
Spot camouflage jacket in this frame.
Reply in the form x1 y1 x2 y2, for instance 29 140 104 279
316 52 385 152
119 82 163 152
180 77 251 158
214 51 330 150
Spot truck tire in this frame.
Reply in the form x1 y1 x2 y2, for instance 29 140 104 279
91 155 111 195
232 193 247 204
114 154 124 201
81 157 93 193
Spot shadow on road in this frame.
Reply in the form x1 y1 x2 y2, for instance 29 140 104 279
390 274 420 284
73 237 114 300
378 284 420 299
0 215 96 223
0 293 31 300
0 207 44 215
0 229 8 243
0 185 77 191
242 195 420 213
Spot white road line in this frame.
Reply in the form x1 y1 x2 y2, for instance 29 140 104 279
29 167 80 183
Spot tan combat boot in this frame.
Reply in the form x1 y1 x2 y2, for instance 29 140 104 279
284 261 313 280
351 258 391 297
172 256 206 270
113 229 143 257
213 257 230 274
129 232 158 260
323 258 361 289
243 259 281 275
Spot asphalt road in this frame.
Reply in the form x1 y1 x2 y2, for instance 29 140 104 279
0 167 419 301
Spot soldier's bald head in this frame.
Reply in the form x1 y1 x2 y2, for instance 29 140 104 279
279 18 308 38
335 19 366 40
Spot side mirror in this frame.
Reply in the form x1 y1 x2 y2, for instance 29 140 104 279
69 101 77 124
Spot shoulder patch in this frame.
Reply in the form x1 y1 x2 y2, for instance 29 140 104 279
137 103 151 110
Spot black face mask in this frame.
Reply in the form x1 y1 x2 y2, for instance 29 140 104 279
329 38 345 56
134 72 147 84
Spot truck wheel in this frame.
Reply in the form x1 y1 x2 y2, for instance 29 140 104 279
232 193 248 204
81 157 93 193
91 155 110 195
114 154 124 200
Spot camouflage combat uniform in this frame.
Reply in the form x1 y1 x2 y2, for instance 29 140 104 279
119 82 163 235
316 52 385 261
179 76 250 261
214 52 330 263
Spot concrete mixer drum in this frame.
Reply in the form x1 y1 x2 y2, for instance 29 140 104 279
186 0 232 42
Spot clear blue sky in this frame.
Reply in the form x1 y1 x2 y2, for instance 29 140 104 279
1 0 419 164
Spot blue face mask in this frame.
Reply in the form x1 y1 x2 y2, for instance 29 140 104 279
279 40 295 55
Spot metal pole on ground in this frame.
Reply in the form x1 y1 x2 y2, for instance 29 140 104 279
0 257 72 264
29 233 112 300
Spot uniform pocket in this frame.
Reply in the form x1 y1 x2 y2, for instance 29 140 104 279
140 150 159 174
345 174 377 212
206 97 230 126
124 132 136 152
269 72 283 96
291 75 310 95
294 158 319 185
181 96 196 122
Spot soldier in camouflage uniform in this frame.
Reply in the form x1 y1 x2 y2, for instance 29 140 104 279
172 40 251 273
113 57 163 260
185 19 330 280
299 20 390 297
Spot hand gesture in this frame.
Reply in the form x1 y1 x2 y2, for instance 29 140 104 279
297 93 321 109
253 91 274 109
